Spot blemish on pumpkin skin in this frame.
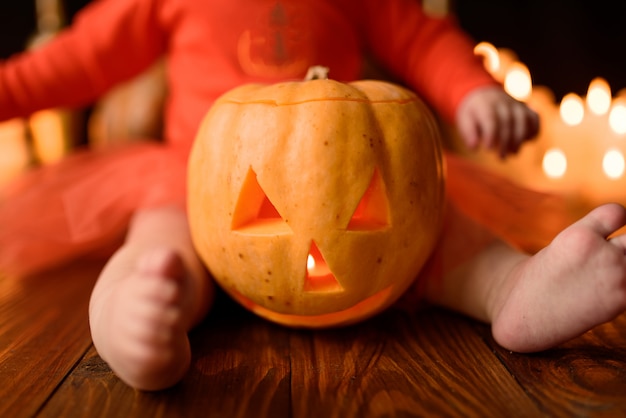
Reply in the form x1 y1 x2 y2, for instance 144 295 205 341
238 253 244 259
377 257 383 264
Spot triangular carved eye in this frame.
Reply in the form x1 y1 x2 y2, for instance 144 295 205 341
304 241 343 293
347 169 390 231
231 167 292 235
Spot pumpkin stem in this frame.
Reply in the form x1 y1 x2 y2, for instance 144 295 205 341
305 66 329 81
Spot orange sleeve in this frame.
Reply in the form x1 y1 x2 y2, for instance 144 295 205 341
354 0 498 122
0 0 166 120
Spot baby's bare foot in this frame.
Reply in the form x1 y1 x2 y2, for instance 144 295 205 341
491 203 626 352
101 248 194 390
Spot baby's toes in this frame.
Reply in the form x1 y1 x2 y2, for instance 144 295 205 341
137 247 187 283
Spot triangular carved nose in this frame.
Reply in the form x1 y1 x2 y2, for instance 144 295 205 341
304 241 343 293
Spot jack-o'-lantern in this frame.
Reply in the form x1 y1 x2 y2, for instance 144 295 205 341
188 67 445 328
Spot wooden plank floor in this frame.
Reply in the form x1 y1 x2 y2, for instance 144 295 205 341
1 258 626 418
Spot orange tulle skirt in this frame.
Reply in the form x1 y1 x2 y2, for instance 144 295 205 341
0 142 188 277
0 144 582 278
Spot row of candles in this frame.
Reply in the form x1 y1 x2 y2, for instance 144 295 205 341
471 42 626 207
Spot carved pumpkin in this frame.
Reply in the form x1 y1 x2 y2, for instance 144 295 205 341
188 68 445 328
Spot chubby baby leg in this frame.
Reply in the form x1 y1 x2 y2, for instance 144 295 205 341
424 203 626 353
490 203 626 352
89 206 213 390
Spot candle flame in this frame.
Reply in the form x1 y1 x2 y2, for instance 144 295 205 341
542 148 567 179
609 99 626 134
504 62 532 101
474 42 500 74
602 149 625 179
586 77 612 115
560 93 584 126
306 254 316 271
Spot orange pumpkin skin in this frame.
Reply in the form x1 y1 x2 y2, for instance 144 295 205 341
188 77 445 328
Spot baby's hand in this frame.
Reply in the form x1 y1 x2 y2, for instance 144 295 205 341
455 86 539 158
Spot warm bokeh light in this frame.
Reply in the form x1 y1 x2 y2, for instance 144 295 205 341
560 93 585 126
609 98 626 134
474 42 500 74
471 41 626 207
29 110 67 164
602 148 625 179
586 77 612 116
0 118 30 186
504 62 532 101
542 148 567 179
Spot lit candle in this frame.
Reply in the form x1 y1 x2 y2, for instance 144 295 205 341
306 253 316 272
560 93 585 126
471 42 626 209
304 243 342 292
542 148 568 179
609 98 626 134
504 62 532 101
602 148 625 179
474 42 500 75
586 77 611 116
474 42 517 83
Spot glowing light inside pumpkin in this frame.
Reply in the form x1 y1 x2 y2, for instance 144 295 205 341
473 42 500 74
560 94 585 126
306 254 316 271
609 99 626 134
542 148 567 179
586 78 612 116
602 149 625 179
504 62 532 101
304 242 342 293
